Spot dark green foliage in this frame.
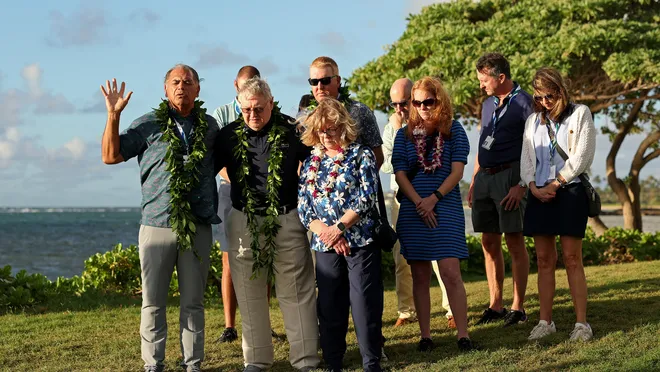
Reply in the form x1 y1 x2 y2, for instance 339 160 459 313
2 230 659 312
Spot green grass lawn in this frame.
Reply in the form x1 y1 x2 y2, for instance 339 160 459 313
2 261 660 371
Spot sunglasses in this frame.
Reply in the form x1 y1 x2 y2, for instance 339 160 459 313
317 126 339 136
533 94 555 102
389 100 409 108
241 107 265 116
308 75 337 86
411 98 436 108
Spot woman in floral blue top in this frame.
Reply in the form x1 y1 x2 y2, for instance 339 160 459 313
298 98 383 372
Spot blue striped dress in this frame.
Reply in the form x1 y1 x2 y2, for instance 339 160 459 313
392 120 470 261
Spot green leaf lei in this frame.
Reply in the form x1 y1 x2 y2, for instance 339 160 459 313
233 102 287 285
306 84 352 110
155 99 209 256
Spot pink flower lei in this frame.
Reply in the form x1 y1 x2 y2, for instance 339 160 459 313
306 145 346 199
412 127 444 173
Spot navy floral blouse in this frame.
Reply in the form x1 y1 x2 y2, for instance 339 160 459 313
298 143 379 252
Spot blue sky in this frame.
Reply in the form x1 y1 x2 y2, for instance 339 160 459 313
0 0 656 207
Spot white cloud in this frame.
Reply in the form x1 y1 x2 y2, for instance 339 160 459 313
63 137 86 159
255 58 280 76
192 44 248 68
21 63 42 98
5 127 20 142
46 7 107 47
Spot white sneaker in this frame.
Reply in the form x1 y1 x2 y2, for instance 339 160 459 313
569 322 593 341
528 320 557 340
380 347 389 362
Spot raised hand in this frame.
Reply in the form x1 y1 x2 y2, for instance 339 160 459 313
100 78 133 114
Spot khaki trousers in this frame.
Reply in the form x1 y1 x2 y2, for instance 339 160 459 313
138 224 212 367
226 208 320 370
391 193 452 318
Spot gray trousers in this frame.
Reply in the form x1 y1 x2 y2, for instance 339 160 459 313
138 224 212 367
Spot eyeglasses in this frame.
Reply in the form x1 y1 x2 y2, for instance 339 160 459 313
389 100 409 109
317 127 339 136
411 98 436 108
534 94 555 102
241 107 266 116
308 75 337 86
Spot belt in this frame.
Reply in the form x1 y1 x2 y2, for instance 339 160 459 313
234 203 296 216
481 163 512 175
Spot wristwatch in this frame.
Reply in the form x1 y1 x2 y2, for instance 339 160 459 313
336 222 346 234
433 190 444 201
518 180 528 188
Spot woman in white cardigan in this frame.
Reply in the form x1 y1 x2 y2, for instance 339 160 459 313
520 68 596 342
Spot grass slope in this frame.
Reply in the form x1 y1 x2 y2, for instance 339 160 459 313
1 261 659 371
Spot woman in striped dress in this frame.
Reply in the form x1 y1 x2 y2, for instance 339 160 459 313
392 76 474 352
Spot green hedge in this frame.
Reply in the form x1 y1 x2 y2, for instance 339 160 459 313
2 228 659 313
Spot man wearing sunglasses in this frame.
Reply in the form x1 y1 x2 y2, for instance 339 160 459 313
469 53 534 328
305 56 384 168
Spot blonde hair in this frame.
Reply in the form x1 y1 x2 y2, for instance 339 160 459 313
299 98 358 147
407 76 453 138
310 56 339 75
532 67 570 123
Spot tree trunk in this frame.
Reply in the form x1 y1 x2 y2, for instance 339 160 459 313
628 128 660 231
587 216 608 236
604 100 645 231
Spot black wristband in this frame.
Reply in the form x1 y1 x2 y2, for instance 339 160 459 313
433 190 443 201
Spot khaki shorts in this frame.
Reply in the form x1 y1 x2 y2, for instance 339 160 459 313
471 162 526 234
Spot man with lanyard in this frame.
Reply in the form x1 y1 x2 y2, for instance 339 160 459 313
101 64 220 372
303 56 384 168
211 65 262 344
468 53 534 327
214 77 319 372
381 78 456 329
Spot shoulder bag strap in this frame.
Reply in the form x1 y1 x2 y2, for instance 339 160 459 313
357 146 389 223
544 120 590 187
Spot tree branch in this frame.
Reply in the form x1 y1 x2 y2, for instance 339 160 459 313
588 94 660 113
575 83 660 101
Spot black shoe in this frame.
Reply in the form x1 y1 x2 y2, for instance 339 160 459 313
457 337 476 351
417 337 434 352
218 327 238 343
475 307 507 325
503 309 527 327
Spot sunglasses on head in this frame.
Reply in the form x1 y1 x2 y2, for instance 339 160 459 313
308 75 337 86
411 98 436 108
389 100 409 108
533 94 555 102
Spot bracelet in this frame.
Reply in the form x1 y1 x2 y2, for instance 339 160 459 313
555 177 566 187
433 190 443 201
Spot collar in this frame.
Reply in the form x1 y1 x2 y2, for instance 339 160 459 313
232 98 241 116
244 117 274 138
494 82 520 106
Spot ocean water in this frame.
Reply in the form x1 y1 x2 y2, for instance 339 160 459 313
1 206 658 280
0 208 141 280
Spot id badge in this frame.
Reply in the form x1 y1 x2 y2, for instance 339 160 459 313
548 165 556 181
481 135 495 150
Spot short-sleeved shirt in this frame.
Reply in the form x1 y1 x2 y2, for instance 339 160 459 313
214 113 311 210
119 109 222 227
212 98 241 128
298 97 383 148
392 121 470 260
478 83 534 168
298 143 379 251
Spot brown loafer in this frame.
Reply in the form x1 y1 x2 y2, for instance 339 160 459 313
447 316 457 329
394 317 415 327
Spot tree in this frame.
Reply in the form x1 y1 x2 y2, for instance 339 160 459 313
349 0 660 232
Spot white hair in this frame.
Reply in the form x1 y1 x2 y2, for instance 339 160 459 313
237 77 273 102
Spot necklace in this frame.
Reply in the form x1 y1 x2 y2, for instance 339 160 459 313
412 126 444 173
305 145 346 199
